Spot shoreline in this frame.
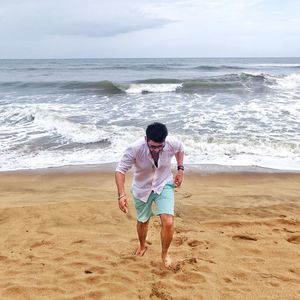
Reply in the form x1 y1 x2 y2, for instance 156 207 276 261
1 166 300 209
1 162 300 176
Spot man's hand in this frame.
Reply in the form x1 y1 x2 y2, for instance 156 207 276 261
174 170 183 187
118 196 129 213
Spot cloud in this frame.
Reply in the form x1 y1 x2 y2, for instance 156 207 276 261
55 18 173 38
0 0 299 58
0 0 174 39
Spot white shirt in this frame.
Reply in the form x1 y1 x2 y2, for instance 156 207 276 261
116 136 184 202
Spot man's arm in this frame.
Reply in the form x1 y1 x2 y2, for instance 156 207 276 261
174 151 184 187
175 151 184 167
115 145 136 214
115 171 128 213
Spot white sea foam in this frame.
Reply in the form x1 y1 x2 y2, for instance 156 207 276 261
1 126 299 171
125 83 182 94
1 89 299 172
273 73 300 89
241 71 265 76
33 110 109 144
0 125 144 171
179 135 300 171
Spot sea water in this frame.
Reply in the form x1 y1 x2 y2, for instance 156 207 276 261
0 57 299 171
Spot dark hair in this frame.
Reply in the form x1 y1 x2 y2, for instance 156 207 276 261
146 122 168 143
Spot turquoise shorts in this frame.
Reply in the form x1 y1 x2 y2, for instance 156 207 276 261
133 183 174 223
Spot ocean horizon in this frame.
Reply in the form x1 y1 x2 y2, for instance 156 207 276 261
1 57 299 172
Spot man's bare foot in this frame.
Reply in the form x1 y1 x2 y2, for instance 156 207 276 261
134 245 147 257
162 254 172 268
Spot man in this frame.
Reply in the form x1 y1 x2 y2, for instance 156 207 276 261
115 122 184 268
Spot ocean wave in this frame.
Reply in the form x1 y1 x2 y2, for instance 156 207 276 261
271 73 300 89
61 81 124 94
134 78 182 84
124 83 183 94
179 136 300 171
4 63 300 73
1 106 34 124
0 73 296 95
0 80 124 95
248 64 300 68
194 65 246 71
182 136 300 157
132 73 275 94
1 133 299 171
32 110 110 144
0 106 112 144
121 73 274 94
0 124 145 171
0 64 176 72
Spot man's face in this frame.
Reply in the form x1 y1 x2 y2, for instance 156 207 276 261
146 138 165 154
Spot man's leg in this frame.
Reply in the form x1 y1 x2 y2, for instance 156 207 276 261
160 214 174 267
136 219 150 256
133 195 154 256
154 183 175 267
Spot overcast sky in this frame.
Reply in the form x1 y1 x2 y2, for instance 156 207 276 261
1 0 299 58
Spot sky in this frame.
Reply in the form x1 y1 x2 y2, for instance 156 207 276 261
0 0 299 58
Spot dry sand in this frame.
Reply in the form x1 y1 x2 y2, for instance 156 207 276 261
0 169 299 300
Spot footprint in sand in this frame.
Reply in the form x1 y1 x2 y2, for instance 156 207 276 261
187 240 201 247
153 220 161 229
183 192 192 198
223 277 233 283
286 235 300 244
173 236 188 246
187 240 209 248
72 240 86 244
30 240 54 248
283 228 296 233
232 235 257 241
150 257 198 274
174 258 198 273
289 268 300 276
175 272 206 284
150 282 172 300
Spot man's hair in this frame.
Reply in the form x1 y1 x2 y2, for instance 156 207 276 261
146 122 168 143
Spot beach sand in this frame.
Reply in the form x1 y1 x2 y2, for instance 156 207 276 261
0 169 299 300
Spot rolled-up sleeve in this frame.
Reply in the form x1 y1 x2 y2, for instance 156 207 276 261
115 146 136 174
176 141 184 153
169 137 184 154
